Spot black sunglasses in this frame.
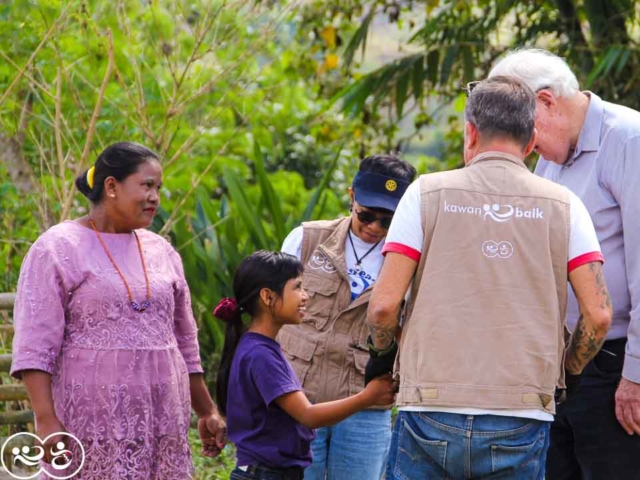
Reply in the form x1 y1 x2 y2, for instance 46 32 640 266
355 208 393 229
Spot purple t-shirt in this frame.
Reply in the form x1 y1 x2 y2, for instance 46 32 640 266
227 332 316 468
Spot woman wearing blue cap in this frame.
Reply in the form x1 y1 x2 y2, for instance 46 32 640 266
278 155 416 479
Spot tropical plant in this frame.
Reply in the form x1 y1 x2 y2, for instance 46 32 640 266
311 1 640 166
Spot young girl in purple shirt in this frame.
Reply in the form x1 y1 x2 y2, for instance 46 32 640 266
214 251 396 480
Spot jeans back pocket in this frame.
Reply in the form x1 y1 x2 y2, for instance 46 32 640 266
490 423 549 479
394 417 448 480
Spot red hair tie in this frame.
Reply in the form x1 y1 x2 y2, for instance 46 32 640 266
214 297 241 323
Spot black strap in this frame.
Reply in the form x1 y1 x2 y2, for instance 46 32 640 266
347 227 381 268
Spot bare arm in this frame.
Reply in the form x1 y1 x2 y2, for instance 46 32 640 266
566 261 613 374
367 253 418 350
190 373 217 418
275 375 396 429
22 370 56 422
22 370 65 463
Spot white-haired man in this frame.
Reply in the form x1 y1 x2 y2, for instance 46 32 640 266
491 48 640 479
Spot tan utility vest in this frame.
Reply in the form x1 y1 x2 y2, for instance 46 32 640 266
397 152 570 415
278 217 377 405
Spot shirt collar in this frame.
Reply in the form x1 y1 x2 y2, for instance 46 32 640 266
564 91 603 167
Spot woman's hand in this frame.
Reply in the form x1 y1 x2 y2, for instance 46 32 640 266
197 413 227 457
36 414 67 464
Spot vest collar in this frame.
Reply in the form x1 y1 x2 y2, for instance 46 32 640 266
467 151 529 170
317 216 352 274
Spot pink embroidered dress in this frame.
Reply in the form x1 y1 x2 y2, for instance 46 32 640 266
11 221 203 479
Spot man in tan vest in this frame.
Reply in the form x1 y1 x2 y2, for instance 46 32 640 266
366 77 613 479
280 155 416 479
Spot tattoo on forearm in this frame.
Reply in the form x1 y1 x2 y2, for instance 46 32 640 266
590 262 613 311
368 325 395 350
566 263 612 373
566 314 605 373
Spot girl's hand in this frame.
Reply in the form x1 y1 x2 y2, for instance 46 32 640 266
361 374 397 407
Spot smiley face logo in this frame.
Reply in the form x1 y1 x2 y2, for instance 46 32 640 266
498 241 514 258
385 180 397 192
482 240 514 259
482 240 499 257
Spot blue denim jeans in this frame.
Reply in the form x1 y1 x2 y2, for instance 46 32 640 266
304 409 391 480
386 411 550 480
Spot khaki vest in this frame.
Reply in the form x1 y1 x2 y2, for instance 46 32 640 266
397 152 570 415
278 217 376 404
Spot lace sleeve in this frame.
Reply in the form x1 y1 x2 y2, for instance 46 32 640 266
11 235 67 379
168 245 204 374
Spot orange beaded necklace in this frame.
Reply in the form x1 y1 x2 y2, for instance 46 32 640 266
89 219 151 312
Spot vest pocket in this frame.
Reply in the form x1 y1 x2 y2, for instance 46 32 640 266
349 349 369 396
303 274 341 331
278 328 317 385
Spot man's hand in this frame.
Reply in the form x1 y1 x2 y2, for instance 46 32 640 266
615 378 640 435
197 413 227 457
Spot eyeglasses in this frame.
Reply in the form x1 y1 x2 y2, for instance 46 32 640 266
355 208 393 230
464 80 551 97
464 81 480 97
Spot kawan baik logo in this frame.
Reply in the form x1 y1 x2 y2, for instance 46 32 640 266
443 201 544 223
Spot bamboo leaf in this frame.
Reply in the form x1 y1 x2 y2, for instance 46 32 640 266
343 8 376 68
585 47 620 88
615 49 631 77
426 49 439 86
222 167 271 248
440 46 459 84
299 143 344 223
253 139 286 242
396 68 410 117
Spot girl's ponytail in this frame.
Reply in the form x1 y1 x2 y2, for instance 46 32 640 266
214 298 244 417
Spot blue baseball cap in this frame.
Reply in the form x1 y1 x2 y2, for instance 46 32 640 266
352 171 411 212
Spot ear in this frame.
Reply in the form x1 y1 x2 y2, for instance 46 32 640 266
465 121 479 150
536 89 556 111
524 128 538 157
104 176 118 199
258 288 274 307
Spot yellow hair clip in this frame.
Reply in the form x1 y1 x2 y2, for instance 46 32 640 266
87 166 95 189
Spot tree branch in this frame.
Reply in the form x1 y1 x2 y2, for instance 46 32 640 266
60 29 116 221
0 2 71 107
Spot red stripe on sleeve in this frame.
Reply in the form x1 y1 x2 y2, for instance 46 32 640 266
568 251 605 273
382 242 421 263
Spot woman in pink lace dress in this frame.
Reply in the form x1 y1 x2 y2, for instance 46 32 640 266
11 142 226 479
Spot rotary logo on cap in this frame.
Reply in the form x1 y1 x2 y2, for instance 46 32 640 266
385 179 397 192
